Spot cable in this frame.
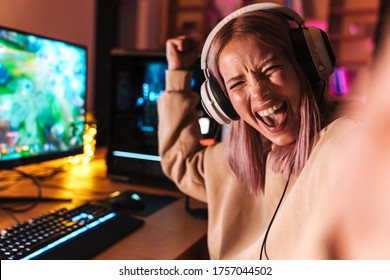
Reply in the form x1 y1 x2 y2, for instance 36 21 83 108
260 167 292 260
0 170 43 213
14 164 67 180
0 207 21 225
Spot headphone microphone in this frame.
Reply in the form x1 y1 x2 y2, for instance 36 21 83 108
200 2 335 125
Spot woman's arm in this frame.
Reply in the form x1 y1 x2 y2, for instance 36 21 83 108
157 36 209 202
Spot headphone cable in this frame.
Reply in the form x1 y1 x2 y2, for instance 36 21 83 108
260 166 292 260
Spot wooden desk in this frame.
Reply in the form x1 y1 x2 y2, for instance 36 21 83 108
0 149 208 260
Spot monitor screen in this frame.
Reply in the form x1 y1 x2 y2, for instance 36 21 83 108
106 49 220 186
0 26 87 169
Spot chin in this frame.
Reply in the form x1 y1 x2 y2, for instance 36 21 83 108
270 134 297 147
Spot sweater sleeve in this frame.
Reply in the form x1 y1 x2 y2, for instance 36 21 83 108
157 70 208 202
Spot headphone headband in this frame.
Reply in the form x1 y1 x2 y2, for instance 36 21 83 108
200 3 305 71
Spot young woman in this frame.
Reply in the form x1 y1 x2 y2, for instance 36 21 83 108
157 3 355 259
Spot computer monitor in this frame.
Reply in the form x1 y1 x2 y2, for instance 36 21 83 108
0 26 87 169
106 49 220 187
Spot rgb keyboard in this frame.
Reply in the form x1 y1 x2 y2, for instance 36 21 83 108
0 202 144 260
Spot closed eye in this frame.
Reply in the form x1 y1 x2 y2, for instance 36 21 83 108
226 74 246 91
262 65 282 77
229 80 245 90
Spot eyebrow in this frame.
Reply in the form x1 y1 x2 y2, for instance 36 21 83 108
225 56 279 87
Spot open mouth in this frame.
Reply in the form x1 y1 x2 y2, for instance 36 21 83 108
256 101 288 128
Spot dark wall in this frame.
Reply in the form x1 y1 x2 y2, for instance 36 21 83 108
94 0 143 147
94 0 121 146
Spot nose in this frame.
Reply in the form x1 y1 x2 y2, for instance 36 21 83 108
250 80 269 100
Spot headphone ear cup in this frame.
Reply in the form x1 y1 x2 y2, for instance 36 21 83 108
290 27 335 82
200 76 239 125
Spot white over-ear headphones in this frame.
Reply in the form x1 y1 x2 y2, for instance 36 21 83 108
200 2 335 125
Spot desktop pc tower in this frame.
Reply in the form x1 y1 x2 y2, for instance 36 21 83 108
105 49 220 188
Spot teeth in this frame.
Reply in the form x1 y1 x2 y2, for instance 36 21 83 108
257 102 283 117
